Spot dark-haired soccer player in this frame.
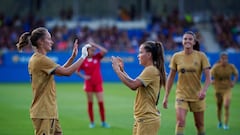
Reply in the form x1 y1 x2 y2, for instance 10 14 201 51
211 52 238 130
163 31 211 135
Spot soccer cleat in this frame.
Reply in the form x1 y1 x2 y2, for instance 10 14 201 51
89 122 95 128
223 125 229 130
217 122 222 128
101 122 110 128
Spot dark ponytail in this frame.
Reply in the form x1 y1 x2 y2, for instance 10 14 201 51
155 42 166 88
193 40 200 51
143 41 166 88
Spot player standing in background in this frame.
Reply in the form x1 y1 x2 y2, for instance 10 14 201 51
16 27 90 135
162 31 211 135
75 42 110 128
211 52 239 130
111 41 166 135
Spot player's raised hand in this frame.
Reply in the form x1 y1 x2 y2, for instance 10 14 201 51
81 43 92 59
111 56 124 72
71 39 79 58
111 56 118 72
116 56 124 72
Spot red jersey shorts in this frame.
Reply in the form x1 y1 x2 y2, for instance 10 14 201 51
84 82 103 92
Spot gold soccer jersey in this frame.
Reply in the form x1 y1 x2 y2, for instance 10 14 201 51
28 52 59 118
211 63 238 91
134 65 160 120
170 51 210 101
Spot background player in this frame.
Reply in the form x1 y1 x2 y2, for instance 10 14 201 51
162 31 211 135
211 52 239 130
75 41 110 128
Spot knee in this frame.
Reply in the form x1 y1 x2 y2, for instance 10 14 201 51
177 120 185 127
195 121 204 129
224 102 230 109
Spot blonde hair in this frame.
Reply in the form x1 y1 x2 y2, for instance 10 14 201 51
16 27 48 52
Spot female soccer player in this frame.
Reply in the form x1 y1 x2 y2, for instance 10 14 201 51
75 41 110 128
162 31 211 135
16 27 91 135
112 41 166 135
211 52 238 130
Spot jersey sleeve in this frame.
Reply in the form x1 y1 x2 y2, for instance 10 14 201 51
210 64 217 77
39 56 59 75
200 52 211 69
137 66 158 87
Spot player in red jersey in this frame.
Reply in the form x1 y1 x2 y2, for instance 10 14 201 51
76 41 110 128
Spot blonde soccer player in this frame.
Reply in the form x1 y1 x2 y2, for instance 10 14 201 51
16 27 91 135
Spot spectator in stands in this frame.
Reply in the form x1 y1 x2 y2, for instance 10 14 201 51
211 52 238 130
162 31 211 135
212 14 240 52
0 9 201 53
111 41 166 135
16 27 91 135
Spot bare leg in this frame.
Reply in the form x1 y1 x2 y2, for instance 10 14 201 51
193 111 205 135
175 107 187 135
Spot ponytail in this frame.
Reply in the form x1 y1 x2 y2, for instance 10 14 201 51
193 40 200 51
16 27 48 52
143 41 166 88
155 42 166 88
16 32 31 52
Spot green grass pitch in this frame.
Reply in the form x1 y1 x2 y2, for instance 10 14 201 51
0 82 239 135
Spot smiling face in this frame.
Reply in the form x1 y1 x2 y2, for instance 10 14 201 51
182 33 195 50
